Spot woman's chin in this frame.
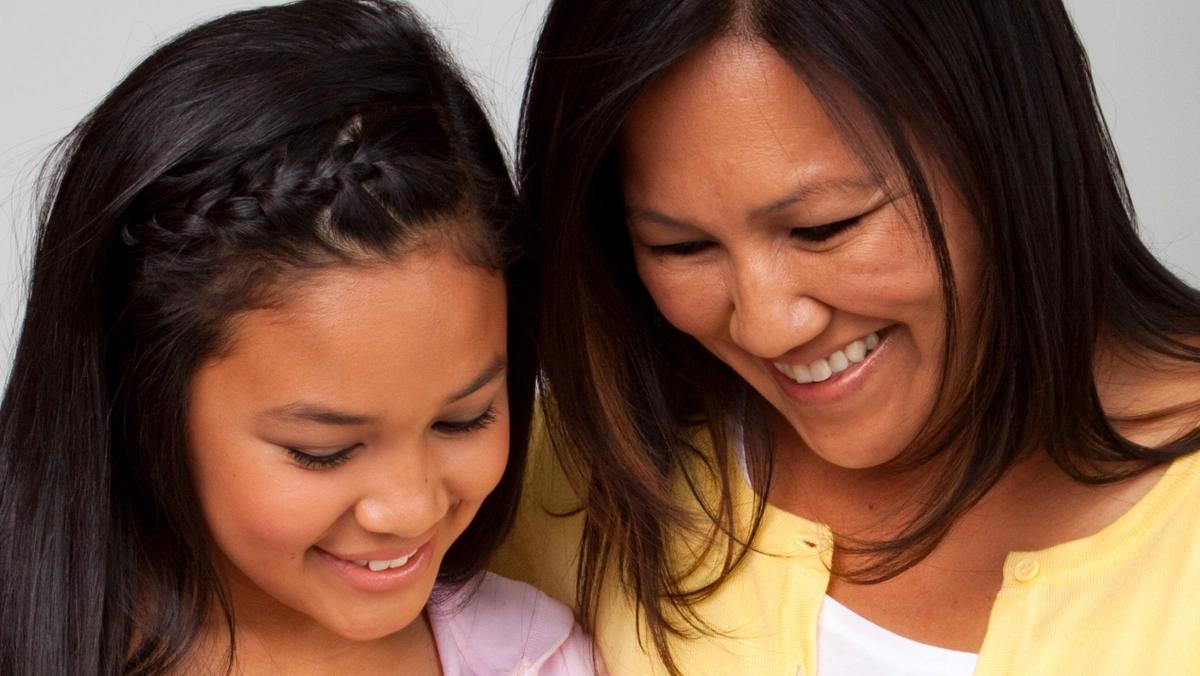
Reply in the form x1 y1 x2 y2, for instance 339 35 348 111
789 423 908 471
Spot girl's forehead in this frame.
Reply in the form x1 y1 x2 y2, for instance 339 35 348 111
196 249 507 424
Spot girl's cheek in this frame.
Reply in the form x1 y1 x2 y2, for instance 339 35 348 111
447 421 511 511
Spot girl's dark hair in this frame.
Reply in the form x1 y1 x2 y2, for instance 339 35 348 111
0 1 535 673
521 0 1200 670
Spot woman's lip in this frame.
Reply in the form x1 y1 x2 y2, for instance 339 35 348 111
772 330 882 367
313 539 435 593
768 329 891 404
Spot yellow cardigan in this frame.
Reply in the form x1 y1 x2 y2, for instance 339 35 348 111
492 427 1200 675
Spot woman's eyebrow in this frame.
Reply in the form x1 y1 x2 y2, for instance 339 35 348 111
626 175 879 229
748 175 880 220
625 208 697 230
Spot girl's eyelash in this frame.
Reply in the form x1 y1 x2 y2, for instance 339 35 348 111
433 405 498 435
284 407 499 469
791 216 861 243
287 444 360 470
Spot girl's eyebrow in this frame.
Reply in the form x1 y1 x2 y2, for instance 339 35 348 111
256 355 508 426
260 404 375 427
446 354 508 404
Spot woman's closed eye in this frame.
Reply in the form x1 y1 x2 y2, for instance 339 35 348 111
643 215 863 257
790 216 862 243
646 240 717 257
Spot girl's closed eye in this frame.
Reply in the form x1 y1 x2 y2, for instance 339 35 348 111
433 405 498 435
283 404 501 468
286 443 362 470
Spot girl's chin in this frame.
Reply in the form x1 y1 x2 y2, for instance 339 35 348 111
319 606 427 643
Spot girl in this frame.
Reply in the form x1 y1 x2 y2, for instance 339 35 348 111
0 1 594 674
495 1 1200 674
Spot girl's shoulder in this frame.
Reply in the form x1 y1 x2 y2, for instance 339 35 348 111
429 571 600 675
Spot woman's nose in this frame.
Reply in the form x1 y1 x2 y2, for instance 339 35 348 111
353 447 449 539
728 256 831 359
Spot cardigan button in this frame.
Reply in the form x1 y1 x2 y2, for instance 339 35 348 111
1014 558 1040 582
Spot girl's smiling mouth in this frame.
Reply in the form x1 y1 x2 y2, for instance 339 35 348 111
313 539 435 593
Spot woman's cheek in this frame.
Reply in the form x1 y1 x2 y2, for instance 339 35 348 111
637 260 728 339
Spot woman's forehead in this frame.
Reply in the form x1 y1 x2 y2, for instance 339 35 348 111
620 37 882 220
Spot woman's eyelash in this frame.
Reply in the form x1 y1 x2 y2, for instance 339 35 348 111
791 216 861 243
433 405 498 435
647 240 715 257
287 444 361 470
646 216 862 255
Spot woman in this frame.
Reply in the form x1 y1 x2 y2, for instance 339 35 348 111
0 1 599 674
494 1 1200 674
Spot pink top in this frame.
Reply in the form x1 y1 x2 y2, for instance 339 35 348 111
428 572 601 675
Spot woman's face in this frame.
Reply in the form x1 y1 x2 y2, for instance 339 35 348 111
188 244 509 641
620 37 981 469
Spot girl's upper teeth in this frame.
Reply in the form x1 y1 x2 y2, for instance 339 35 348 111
357 551 417 572
773 331 881 384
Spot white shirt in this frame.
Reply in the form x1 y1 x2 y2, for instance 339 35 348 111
817 594 978 676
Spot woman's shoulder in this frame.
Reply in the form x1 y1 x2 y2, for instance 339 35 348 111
429 572 598 675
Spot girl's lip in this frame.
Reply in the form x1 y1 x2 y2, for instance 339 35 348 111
312 538 435 594
768 328 891 405
322 547 422 562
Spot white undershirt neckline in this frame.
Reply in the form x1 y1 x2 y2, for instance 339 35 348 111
817 594 979 676
731 422 979 675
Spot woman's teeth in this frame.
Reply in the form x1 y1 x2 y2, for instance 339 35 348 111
773 331 881 384
354 551 417 572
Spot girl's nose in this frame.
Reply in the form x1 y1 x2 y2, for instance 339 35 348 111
353 447 450 540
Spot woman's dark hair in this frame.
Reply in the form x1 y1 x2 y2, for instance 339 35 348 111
521 0 1200 670
0 1 535 673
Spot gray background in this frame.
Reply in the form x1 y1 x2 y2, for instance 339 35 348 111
1 1 1197 383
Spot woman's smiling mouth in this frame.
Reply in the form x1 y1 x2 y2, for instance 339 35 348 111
768 328 892 404
772 330 883 384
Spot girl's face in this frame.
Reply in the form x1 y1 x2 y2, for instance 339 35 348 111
188 244 509 641
620 37 982 469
